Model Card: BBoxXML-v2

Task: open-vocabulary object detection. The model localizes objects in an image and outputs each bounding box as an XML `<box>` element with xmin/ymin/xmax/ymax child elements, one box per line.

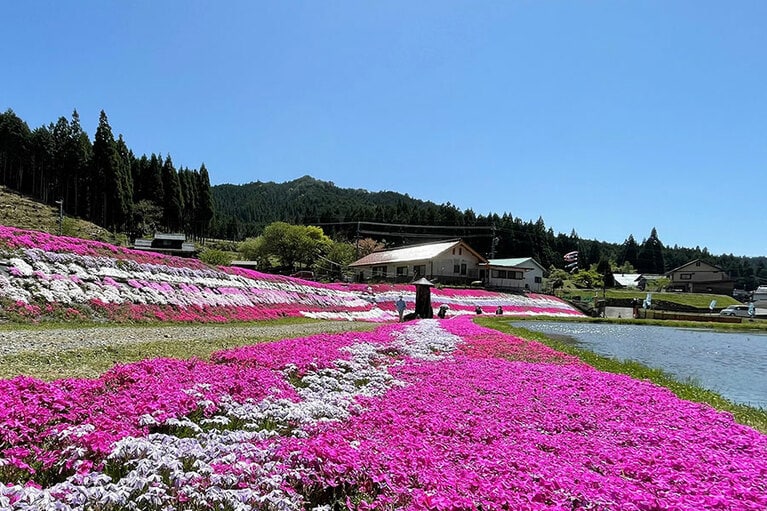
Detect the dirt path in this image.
<box><xmin>0</xmin><ymin>321</ymin><xmax>375</xmax><ymax>357</ymax></box>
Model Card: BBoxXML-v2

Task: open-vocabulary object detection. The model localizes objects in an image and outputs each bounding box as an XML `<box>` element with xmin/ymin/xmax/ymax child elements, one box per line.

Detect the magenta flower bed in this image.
<box><xmin>1</xmin><ymin>317</ymin><xmax>765</xmax><ymax>509</ymax></box>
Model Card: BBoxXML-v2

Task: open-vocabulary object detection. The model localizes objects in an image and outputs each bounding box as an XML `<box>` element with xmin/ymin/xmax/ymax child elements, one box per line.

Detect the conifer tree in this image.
<box><xmin>161</xmin><ymin>155</ymin><xmax>184</xmax><ymax>232</ymax></box>
<box><xmin>195</xmin><ymin>163</ymin><xmax>214</xmax><ymax>238</ymax></box>
<box><xmin>637</xmin><ymin>228</ymin><xmax>665</xmax><ymax>274</ymax></box>
<box><xmin>618</xmin><ymin>235</ymin><xmax>639</xmax><ymax>268</ymax></box>
<box><xmin>92</xmin><ymin>110</ymin><xmax>131</xmax><ymax>230</ymax></box>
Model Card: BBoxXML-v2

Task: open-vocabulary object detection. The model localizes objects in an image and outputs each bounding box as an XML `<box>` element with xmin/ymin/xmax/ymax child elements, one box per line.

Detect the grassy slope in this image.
<box><xmin>477</xmin><ymin>316</ymin><xmax>767</xmax><ymax>434</ymax></box>
<box><xmin>0</xmin><ymin>186</ymin><xmax>113</xmax><ymax>242</ymax></box>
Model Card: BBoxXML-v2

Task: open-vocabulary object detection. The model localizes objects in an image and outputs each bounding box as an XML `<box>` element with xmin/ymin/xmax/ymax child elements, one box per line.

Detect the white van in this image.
<box><xmin>719</xmin><ymin>305</ymin><xmax>751</xmax><ymax>317</ymax></box>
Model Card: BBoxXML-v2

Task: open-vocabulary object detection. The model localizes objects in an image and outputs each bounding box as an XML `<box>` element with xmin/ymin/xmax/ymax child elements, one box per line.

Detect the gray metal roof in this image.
<box><xmin>349</xmin><ymin>240</ymin><xmax>486</xmax><ymax>267</ymax></box>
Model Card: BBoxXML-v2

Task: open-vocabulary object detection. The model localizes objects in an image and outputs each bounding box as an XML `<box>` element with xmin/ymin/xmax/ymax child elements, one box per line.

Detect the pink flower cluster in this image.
<box><xmin>0</xmin><ymin>317</ymin><xmax>765</xmax><ymax>509</ymax></box>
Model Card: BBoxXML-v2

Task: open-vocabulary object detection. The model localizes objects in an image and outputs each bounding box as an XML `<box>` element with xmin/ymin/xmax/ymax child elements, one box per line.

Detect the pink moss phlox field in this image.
<box><xmin>281</xmin><ymin>318</ymin><xmax>767</xmax><ymax>510</ymax></box>
<box><xmin>0</xmin><ymin>225</ymin><xmax>583</xmax><ymax>323</ymax></box>
<box><xmin>1</xmin><ymin>317</ymin><xmax>766</xmax><ymax>509</ymax></box>
<box><xmin>0</xmin><ymin>357</ymin><xmax>293</xmax><ymax>483</ymax></box>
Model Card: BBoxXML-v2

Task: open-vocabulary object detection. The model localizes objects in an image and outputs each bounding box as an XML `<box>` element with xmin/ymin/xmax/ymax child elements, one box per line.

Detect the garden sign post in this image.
<box><xmin>412</xmin><ymin>277</ymin><xmax>435</xmax><ymax>319</ymax></box>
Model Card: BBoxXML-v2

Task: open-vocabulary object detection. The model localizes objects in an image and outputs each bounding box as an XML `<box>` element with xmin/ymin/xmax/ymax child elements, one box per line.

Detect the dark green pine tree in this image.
<box><xmin>0</xmin><ymin>109</ymin><xmax>32</xmax><ymax>193</ymax></box>
<box><xmin>29</xmin><ymin>124</ymin><xmax>54</xmax><ymax>199</ymax></box>
<box><xmin>178</xmin><ymin>167</ymin><xmax>197</xmax><ymax>235</ymax></box>
<box><xmin>132</xmin><ymin>154</ymin><xmax>149</xmax><ymax>203</ymax></box>
<box><xmin>92</xmin><ymin>110</ymin><xmax>131</xmax><ymax>230</ymax></box>
<box><xmin>195</xmin><ymin>163</ymin><xmax>214</xmax><ymax>239</ymax></box>
<box><xmin>66</xmin><ymin>110</ymin><xmax>93</xmax><ymax>219</ymax></box>
<box><xmin>145</xmin><ymin>153</ymin><xmax>165</xmax><ymax>205</ymax></box>
<box><xmin>114</xmin><ymin>135</ymin><xmax>135</xmax><ymax>230</ymax></box>
<box><xmin>637</xmin><ymin>228</ymin><xmax>665</xmax><ymax>274</ymax></box>
<box><xmin>618</xmin><ymin>235</ymin><xmax>640</xmax><ymax>268</ymax></box>
<box><xmin>161</xmin><ymin>155</ymin><xmax>184</xmax><ymax>232</ymax></box>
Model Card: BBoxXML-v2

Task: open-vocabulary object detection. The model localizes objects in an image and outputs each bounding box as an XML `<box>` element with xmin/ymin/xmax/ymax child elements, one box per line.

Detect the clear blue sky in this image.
<box><xmin>3</xmin><ymin>1</ymin><xmax>766</xmax><ymax>256</ymax></box>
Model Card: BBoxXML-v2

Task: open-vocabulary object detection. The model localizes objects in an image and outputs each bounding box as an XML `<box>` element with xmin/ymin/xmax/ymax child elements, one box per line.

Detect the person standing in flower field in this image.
<box><xmin>395</xmin><ymin>295</ymin><xmax>407</xmax><ymax>322</ymax></box>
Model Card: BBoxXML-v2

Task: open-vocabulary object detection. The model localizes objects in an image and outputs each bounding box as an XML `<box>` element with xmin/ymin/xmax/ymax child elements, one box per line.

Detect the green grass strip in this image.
<box><xmin>0</xmin><ymin>319</ymin><xmax>376</xmax><ymax>381</ymax></box>
<box><xmin>476</xmin><ymin>316</ymin><xmax>767</xmax><ymax>434</ymax></box>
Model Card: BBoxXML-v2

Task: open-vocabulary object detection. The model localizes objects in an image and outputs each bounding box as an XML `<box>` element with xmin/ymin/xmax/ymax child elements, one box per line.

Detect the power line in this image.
<box><xmin>313</xmin><ymin>220</ymin><xmax>492</xmax><ymax>231</ymax></box>
<box><xmin>358</xmin><ymin>230</ymin><xmax>490</xmax><ymax>239</ymax></box>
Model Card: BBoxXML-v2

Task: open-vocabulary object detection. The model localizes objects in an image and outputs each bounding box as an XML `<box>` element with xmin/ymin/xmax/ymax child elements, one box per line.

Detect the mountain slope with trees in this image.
<box><xmin>0</xmin><ymin>108</ymin><xmax>213</xmax><ymax>241</ymax></box>
<box><xmin>2</xmin><ymin>108</ymin><xmax>765</xmax><ymax>290</ymax></box>
<box><xmin>211</xmin><ymin>177</ymin><xmax>767</xmax><ymax>291</ymax></box>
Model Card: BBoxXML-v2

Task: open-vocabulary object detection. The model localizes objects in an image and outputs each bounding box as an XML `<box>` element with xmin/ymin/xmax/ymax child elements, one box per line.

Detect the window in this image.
<box><xmin>492</xmin><ymin>270</ymin><xmax>507</xmax><ymax>279</ymax></box>
<box><xmin>396</xmin><ymin>266</ymin><xmax>408</xmax><ymax>276</ymax></box>
<box><xmin>459</xmin><ymin>248</ymin><xmax>463</xmax><ymax>255</ymax></box>
<box><xmin>680</xmin><ymin>273</ymin><xmax>692</xmax><ymax>280</ymax></box>
<box><xmin>414</xmin><ymin>265</ymin><xmax>426</xmax><ymax>276</ymax></box>
<box><xmin>460</xmin><ymin>263</ymin><xmax>467</xmax><ymax>275</ymax></box>
<box><xmin>534</xmin><ymin>276</ymin><xmax>542</xmax><ymax>283</ymax></box>
<box><xmin>372</xmin><ymin>266</ymin><xmax>387</xmax><ymax>277</ymax></box>
<box><xmin>510</xmin><ymin>271</ymin><xmax>523</xmax><ymax>280</ymax></box>
<box><xmin>453</xmin><ymin>264</ymin><xmax>460</xmax><ymax>273</ymax></box>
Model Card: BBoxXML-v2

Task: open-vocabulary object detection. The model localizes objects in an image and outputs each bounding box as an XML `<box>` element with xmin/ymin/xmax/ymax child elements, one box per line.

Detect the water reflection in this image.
<box><xmin>512</xmin><ymin>321</ymin><xmax>767</xmax><ymax>408</ymax></box>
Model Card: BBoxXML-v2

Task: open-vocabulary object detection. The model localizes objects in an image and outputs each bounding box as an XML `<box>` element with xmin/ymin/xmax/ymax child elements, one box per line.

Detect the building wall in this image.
<box><xmin>354</xmin><ymin>254</ymin><xmax>482</xmax><ymax>283</ymax></box>
<box><xmin>669</xmin><ymin>261</ymin><xmax>727</xmax><ymax>284</ymax></box>
<box><xmin>486</xmin><ymin>261</ymin><xmax>543</xmax><ymax>292</ymax></box>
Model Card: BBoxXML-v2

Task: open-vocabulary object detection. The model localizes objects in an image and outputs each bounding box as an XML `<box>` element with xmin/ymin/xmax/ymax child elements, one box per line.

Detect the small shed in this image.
<box><xmin>134</xmin><ymin>233</ymin><xmax>196</xmax><ymax>256</ymax></box>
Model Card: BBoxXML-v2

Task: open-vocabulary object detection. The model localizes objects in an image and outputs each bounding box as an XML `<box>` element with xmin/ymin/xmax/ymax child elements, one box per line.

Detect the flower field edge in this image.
<box><xmin>0</xmin><ymin>225</ymin><xmax>583</xmax><ymax>324</ymax></box>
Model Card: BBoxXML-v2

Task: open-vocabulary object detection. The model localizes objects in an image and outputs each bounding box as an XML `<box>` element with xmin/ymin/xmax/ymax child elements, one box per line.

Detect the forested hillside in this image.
<box><xmin>211</xmin><ymin>177</ymin><xmax>767</xmax><ymax>290</ymax></box>
<box><xmin>2</xmin><ymin>108</ymin><xmax>765</xmax><ymax>290</ymax></box>
<box><xmin>0</xmin><ymin>109</ymin><xmax>213</xmax><ymax>240</ymax></box>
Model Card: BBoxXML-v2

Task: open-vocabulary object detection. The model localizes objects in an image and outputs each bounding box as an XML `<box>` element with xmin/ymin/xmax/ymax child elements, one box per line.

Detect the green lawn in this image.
<box><xmin>560</xmin><ymin>289</ymin><xmax>741</xmax><ymax>309</ymax></box>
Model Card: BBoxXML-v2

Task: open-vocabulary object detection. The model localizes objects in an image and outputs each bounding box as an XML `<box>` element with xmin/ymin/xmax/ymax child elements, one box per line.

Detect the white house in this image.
<box><xmin>613</xmin><ymin>273</ymin><xmax>643</xmax><ymax>289</ymax></box>
<box><xmin>348</xmin><ymin>239</ymin><xmax>487</xmax><ymax>284</ymax></box>
<box><xmin>482</xmin><ymin>257</ymin><xmax>545</xmax><ymax>292</ymax></box>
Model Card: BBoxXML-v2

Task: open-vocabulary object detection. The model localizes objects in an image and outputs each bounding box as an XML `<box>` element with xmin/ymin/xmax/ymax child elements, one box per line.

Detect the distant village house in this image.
<box><xmin>481</xmin><ymin>257</ymin><xmax>545</xmax><ymax>293</ymax></box>
<box><xmin>665</xmin><ymin>259</ymin><xmax>734</xmax><ymax>295</ymax></box>
<box><xmin>349</xmin><ymin>239</ymin><xmax>486</xmax><ymax>285</ymax></box>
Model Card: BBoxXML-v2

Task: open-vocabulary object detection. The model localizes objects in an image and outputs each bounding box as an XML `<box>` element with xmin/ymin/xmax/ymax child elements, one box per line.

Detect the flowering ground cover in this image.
<box><xmin>1</xmin><ymin>317</ymin><xmax>765</xmax><ymax>510</ymax></box>
<box><xmin>0</xmin><ymin>225</ymin><xmax>581</xmax><ymax>323</ymax></box>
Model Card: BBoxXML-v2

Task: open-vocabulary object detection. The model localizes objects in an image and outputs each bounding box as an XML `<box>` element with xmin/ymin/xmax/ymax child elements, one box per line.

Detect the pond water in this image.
<box><xmin>512</xmin><ymin>321</ymin><xmax>767</xmax><ymax>408</ymax></box>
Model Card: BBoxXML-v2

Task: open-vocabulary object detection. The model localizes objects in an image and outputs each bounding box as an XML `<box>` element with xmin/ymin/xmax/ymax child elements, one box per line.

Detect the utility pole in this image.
<box><xmin>54</xmin><ymin>199</ymin><xmax>63</xmax><ymax>236</ymax></box>
<box><xmin>489</xmin><ymin>223</ymin><xmax>498</xmax><ymax>259</ymax></box>
<box><xmin>354</xmin><ymin>221</ymin><xmax>361</xmax><ymax>258</ymax></box>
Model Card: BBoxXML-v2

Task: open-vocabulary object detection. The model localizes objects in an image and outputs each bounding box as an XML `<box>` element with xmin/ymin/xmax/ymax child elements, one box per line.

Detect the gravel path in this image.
<box><xmin>0</xmin><ymin>321</ymin><xmax>375</xmax><ymax>357</ymax></box>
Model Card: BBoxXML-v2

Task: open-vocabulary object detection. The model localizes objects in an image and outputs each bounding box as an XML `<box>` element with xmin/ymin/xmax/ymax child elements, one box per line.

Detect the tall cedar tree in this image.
<box><xmin>161</xmin><ymin>155</ymin><xmax>184</xmax><ymax>232</ymax></box>
<box><xmin>92</xmin><ymin>111</ymin><xmax>132</xmax><ymax>230</ymax></box>
<box><xmin>618</xmin><ymin>235</ymin><xmax>640</xmax><ymax>268</ymax></box>
<box><xmin>0</xmin><ymin>109</ymin><xmax>32</xmax><ymax>194</ymax></box>
<box><xmin>195</xmin><ymin>163</ymin><xmax>214</xmax><ymax>238</ymax></box>
<box><xmin>145</xmin><ymin>153</ymin><xmax>165</xmax><ymax>204</ymax></box>
<box><xmin>637</xmin><ymin>228</ymin><xmax>665</xmax><ymax>274</ymax></box>
<box><xmin>66</xmin><ymin>111</ymin><xmax>93</xmax><ymax>218</ymax></box>
<box><xmin>29</xmin><ymin>124</ymin><xmax>53</xmax><ymax>199</ymax></box>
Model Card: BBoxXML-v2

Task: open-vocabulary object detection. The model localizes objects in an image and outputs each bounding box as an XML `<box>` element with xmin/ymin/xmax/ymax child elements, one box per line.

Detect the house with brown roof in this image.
<box><xmin>348</xmin><ymin>239</ymin><xmax>487</xmax><ymax>284</ymax></box>
<box><xmin>665</xmin><ymin>259</ymin><xmax>734</xmax><ymax>295</ymax></box>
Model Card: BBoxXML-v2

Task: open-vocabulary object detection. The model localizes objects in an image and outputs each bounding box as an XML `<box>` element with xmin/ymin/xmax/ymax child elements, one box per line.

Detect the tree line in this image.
<box><xmin>3</xmin><ymin>109</ymin><xmax>764</xmax><ymax>291</ymax></box>
<box><xmin>0</xmin><ymin>108</ymin><xmax>214</xmax><ymax>240</ymax></box>
<box><xmin>212</xmin><ymin>177</ymin><xmax>767</xmax><ymax>291</ymax></box>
